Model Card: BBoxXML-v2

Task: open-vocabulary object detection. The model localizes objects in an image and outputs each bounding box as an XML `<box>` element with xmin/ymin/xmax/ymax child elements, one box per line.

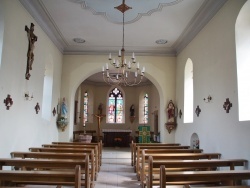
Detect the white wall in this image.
<box><xmin>0</xmin><ymin>0</ymin><xmax>63</xmax><ymax>157</ymax></box>
<box><xmin>61</xmin><ymin>55</ymin><xmax>176</xmax><ymax>143</ymax></box>
<box><xmin>176</xmin><ymin>0</ymin><xmax>250</xmax><ymax>165</ymax></box>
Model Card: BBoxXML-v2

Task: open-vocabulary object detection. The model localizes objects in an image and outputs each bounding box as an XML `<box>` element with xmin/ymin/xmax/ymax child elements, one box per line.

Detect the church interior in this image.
<box><xmin>0</xmin><ymin>0</ymin><xmax>250</xmax><ymax>187</ymax></box>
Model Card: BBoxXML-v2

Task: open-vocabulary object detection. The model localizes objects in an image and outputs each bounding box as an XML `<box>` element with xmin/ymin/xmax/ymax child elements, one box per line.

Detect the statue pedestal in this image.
<box><xmin>78</xmin><ymin>134</ymin><xmax>92</xmax><ymax>143</ymax></box>
<box><xmin>165</xmin><ymin>122</ymin><xmax>177</xmax><ymax>134</ymax></box>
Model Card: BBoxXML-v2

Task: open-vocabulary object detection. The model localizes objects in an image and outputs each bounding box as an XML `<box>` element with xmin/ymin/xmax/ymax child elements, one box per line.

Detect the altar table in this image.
<box><xmin>102</xmin><ymin>129</ymin><xmax>132</xmax><ymax>147</ymax></box>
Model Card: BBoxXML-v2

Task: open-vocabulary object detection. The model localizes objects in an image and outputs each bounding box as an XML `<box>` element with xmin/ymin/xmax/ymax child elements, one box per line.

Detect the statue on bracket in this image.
<box><xmin>57</xmin><ymin>98</ymin><xmax>68</xmax><ymax>131</ymax></box>
<box><xmin>165</xmin><ymin>100</ymin><xmax>177</xmax><ymax>134</ymax></box>
<box><xmin>130</xmin><ymin>104</ymin><xmax>135</xmax><ymax>123</ymax></box>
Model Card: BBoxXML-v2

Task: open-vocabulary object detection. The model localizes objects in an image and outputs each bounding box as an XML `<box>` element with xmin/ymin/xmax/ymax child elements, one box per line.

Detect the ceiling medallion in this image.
<box><xmin>73</xmin><ymin>38</ymin><xmax>85</xmax><ymax>43</ymax></box>
<box><xmin>156</xmin><ymin>39</ymin><xmax>168</xmax><ymax>44</ymax></box>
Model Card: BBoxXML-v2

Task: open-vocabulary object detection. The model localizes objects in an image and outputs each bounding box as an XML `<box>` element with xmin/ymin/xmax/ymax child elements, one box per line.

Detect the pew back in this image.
<box><xmin>0</xmin><ymin>165</ymin><xmax>82</xmax><ymax>188</ymax></box>
<box><xmin>145</xmin><ymin>156</ymin><xmax>247</xmax><ymax>188</ymax></box>
<box><xmin>160</xmin><ymin>166</ymin><xmax>250</xmax><ymax>188</ymax></box>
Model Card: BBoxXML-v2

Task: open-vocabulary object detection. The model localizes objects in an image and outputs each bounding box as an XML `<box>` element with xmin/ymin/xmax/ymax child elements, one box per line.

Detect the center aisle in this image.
<box><xmin>95</xmin><ymin>147</ymin><xmax>140</xmax><ymax>188</ymax></box>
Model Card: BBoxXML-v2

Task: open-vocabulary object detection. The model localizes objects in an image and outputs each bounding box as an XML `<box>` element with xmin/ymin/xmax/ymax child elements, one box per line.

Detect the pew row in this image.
<box><xmin>42</xmin><ymin>144</ymin><xmax>100</xmax><ymax>172</ymax></box>
<box><xmin>10</xmin><ymin>151</ymin><xmax>95</xmax><ymax>183</ymax></box>
<box><xmin>130</xmin><ymin>141</ymin><xmax>181</xmax><ymax>166</ymax></box>
<box><xmin>29</xmin><ymin>146</ymin><xmax>97</xmax><ymax>181</ymax></box>
<box><xmin>137</xmin><ymin>150</ymin><xmax>221</xmax><ymax>180</ymax></box>
<box><xmin>145</xmin><ymin>156</ymin><xmax>247</xmax><ymax>188</ymax></box>
<box><xmin>159</xmin><ymin>165</ymin><xmax>250</xmax><ymax>188</ymax></box>
<box><xmin>136</xmin><ymin>148</ymin><xmax>203</xmax><ymax>173</ymax></box>
<box><xmin>133</xmin><ymin>145</ymin><xmax>190</xmax><ymax>169</ymax></box>
<box><xmin>52</xmin><ymin>141</ymin><xmax>102</xmax><ymax>165</ymax></box>
<box><xmin>0</xmin><ymin>165</ymin><xmax>82</xmax><ymax>188</ymax></box>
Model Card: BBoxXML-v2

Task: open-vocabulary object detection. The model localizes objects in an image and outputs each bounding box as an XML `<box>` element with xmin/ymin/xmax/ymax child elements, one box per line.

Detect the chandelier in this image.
<box><xmin>102</xmin><ymin>0</ymin><xmax>145</xmax><ymax>86</ymax></box>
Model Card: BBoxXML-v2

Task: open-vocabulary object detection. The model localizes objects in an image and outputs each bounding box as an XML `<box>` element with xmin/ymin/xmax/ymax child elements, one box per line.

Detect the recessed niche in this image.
<box><xmin>190</xmin><ymin>133</ymin><xmax>199</xmax><ymax>149</ymax></box>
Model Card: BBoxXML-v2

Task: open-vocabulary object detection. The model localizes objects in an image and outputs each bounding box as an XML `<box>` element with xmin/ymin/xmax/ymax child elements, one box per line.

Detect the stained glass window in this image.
<box><xmin>108</xmin><ymin>88</ymin><xmax>123</xmax><ymax>123</ymax></box>
<box><xmin>143</xmin><ymin>94</ymin><xmax>148</xmax><ymax>124</ymax></box>
<box><xmin>83</xmin><ymin>91</ymin><xmax>88</xmax><ymax>124</ymax></box>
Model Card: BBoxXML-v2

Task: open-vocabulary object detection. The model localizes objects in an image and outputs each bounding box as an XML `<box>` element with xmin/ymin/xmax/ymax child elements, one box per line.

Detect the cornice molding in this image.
<box><xmin>173</xmin><ymin>0</ymin><xmax>228</xmax><ymax>55</ymax></box>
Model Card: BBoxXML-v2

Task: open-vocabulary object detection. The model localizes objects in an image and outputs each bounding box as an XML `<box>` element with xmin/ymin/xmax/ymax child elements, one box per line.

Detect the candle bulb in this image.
<box><xmin>109</xmin><ymin>53</ymin><xmax>112</xmax><ymax>60</ymax></box>
<box><xmin>132</xmin><ymin>52</ymin><xmax>135</xmax><ymax>59</ymax></box>
<box><xmin>135</xmin><ymin>72</ymin><xmax>138</xmax><ymax>77</ymax></box>
<box><xmin>119</xmin><ymin>50</ymin><xmax>121</xmax><ymax>57</ymax></box>
<box><xmin>102</xmin><ymin>66</ymin><xmax>104</xmax><ymax>72</ymax></box>
<box><xmin>142</xmin><ymin>66</ymin><xmax>145</xmax><ymax>73</ymax></box>
<box><xmin>137</xmin><ymin>62</ymin><xmax>140</xmax><ymax>69</ymax></box>
<box><xmin>106</xmin><ymin>63</ymin><xmax>109</xmax><ymax>70</ymax></box>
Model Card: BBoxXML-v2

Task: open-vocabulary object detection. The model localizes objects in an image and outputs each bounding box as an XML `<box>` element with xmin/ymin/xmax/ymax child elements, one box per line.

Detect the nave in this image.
<box><xmin>95</xmin><ymin>147</ymin><xmax>139</xmax><ymax>188</ymax></box>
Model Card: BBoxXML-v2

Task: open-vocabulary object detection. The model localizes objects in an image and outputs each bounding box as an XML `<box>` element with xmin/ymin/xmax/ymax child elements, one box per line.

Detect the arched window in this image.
<box><xmin>42</xmin><ymin>59</ymin><xmax>53</xmax><ymax>121</ymax></box>
<box><xmin>184</xmin><ymin>58</ymin><xmax>193</xmax><ymax>123</ymax></box>
<box><xmin>0</xmin><ymin>1</ymin><xmax>4</xmax><ymax>67</ymax></box>
<box><xmin>83</xmin><ymin>91</ymin><xmax>88</xmax><ymax>124</ymax></box>
<box><xmin>236</xmin><ymin>0</ymin><xmax>250</xmax><ymax>121</ymax></box>
<box><xmin>143</xmin><ymin>94</ymin><xmax>149</xmax><ymax>124</ymax></box>
<box><xmin>108</xmin><ymin>87</ymin><xmax>124</xmax><ymax>123</ymax></box>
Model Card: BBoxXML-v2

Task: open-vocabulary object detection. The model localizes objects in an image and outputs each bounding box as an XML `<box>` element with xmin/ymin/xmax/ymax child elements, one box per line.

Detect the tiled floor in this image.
<box><xmin>95</xmin><ymin>147</ymin><xmax>140</xmax><ymax>188</ymax></box>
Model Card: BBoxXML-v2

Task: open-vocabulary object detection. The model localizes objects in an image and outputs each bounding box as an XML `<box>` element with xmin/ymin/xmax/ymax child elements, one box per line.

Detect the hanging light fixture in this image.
<box><xmin>102</xmin><ymin>0</ymin><xmax>145</xmax><ymax>86</ymax></box>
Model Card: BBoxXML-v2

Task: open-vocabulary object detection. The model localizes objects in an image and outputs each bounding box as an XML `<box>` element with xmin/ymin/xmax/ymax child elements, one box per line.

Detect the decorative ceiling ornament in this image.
<box><xmin>223</xmin><ymin>98</ymin><xmax>232</xmax><ymax>113</ymax></box>
<box><xmin>102</xmin><ymin>0</ymin><xmax>145</xmax><ymax>86</ymax></box>
<box><xmin>77</xmin><ymin>0</ymin><xmax>183</xmax><ymax>24</ymax></box>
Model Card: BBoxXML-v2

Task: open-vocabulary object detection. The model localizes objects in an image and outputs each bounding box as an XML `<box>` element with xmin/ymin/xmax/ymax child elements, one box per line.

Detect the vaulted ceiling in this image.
<box><xmin>20</xmin><ymin>0</ymin><xmax>227</xmax><ymax>57</ymax></box>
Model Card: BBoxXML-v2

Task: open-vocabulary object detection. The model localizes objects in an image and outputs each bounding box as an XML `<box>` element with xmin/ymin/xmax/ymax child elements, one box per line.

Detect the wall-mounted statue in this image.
<box><xmin>165</xmin><ymin>100</ymin><xmax>177</xmax><ymax>133</ymax></box>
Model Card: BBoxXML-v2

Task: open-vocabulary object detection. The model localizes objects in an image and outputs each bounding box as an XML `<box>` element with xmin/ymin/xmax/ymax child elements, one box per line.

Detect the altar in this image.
<box><xmin>102</xmin><ymin>129</ymin><xmax>132</xmax><ymax>147</ymax></box>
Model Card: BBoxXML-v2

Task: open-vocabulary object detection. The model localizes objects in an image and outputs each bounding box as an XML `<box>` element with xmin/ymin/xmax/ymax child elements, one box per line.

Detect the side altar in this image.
<box><xmin>102</xmin><ymin>129</ymin><xmax>132</xmax><ymax>147</ymax></box>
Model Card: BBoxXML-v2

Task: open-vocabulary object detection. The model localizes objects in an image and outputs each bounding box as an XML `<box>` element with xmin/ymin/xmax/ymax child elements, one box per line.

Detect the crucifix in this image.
<box><xmin>25</xmin><ymin>23</ymin><xmax>38</xmax><ymax>80</ymax></box>
<box><xmin>93</xmin><ymin>114</ymin><xmax>106</xmax><ymax>142</ymax></box>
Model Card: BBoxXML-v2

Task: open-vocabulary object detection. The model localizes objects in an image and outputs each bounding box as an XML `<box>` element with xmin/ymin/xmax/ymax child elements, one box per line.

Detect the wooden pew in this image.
<box><xmin>10</xmin><ymin>151</ymin><xmax>95</xmax><ymax>184</ymax></box>
<box><xmin>42</xmin><ymin>143</ymin><xmax>100</xmax><ymax>172</ymax></box>
<box><xmin>0</xmin><ymin>165</ymin><xmax>81</xmax><ymax>188</ymax></box>
<box><xmin>136</xmin><ymin>147</ymin><xmax>203</xmax><ymax>172</ymax></box>
<box><xmin>0</xmin><ymin>157</ymin><xmax>90</xmax><ymax>188</ymax></box>
<box><xmin>28</xmin><ymin>147</ymin><xmax>96</xmax><ymax>181</ymax></box>
<box><xmin>52</xmin><ymin>140</ymin><xmax>103</xmax><ymax>166</ymax></box>
<box><xmin>137</xmin><ymin>148</ymin><xmax>203</xmax><ymax>182</ymax></box>
<box><xmin>145</xmin><ymin>156</ymin><xmax>247</xmax><ymax>188</ymax></box>
<box><xmin>136</xmin><ymin>148</ymin><xmax>205</xmax><ymax>175</ymax></box>
<box><xmin>133</xmin><ymin>145</ymin><xmax>190</xmax><ymax>169</ymax></box>
<box><xmin>138</xmin><ymin>150</ymin><xmax>221</xmax><ymax>181</ymax></box>
<box><xmin>130</xmin><ymin>141</ymin><xmax>181</xmax><ymax>166</ymax></box>
<box><xmin>159</xmin><ymin>165</ymin><xmax>250</xmax><ymax>188</ymax></box>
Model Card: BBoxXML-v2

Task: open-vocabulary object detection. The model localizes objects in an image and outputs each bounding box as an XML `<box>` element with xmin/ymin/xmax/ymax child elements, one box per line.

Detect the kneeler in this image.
<box><xmin>138</xmin><ymin>126</ymin><xmax>150</xmax><ymax>143</ymax></box>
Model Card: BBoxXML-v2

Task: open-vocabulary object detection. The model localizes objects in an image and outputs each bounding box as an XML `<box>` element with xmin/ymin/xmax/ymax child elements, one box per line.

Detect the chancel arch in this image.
<box><xmin>60</xmin><ymin>57</ymin><xmax>174</xmax><ymax>143</ymax></box>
